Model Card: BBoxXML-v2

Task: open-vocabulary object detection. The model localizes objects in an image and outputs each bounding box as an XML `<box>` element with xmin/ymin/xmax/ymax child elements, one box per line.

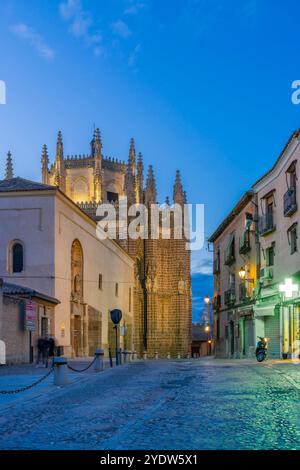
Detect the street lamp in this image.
<box><xmin>204</xmin><ymin>295</ymin><xmax>210</xmax><ymax>305</ymax></box>
<box><xmin>238</xmin><ymin>266</ymin><xmax>254</xmax><ymax>283</ymax></box>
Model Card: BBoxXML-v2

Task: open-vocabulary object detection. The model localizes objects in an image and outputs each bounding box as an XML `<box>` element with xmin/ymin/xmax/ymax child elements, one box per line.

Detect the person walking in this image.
<box><xmin>42</xmin><ymin>336</ymin><xmax>50</xmax><ymax>368</ymax></box>
<box><xmin>36</xmin><ymin>337</ymin><xmax>45</xmax><ymax>367</ymax></box>
<box><xmin>48</xmin><ymin>336</ymin><xmax>56</xmax><ymax>366</ymax></box>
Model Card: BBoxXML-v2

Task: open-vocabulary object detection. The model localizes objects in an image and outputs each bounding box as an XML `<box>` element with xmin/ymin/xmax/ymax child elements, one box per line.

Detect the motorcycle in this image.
<box><xmin>256</xmin><ymin>336</ymin><xmax>268</xmax><ymax>362</ymax></box>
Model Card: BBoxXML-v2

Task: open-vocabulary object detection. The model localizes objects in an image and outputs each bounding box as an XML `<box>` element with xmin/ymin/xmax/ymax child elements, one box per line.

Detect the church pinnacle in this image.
<box><xmin>5</xmin><ymin>151</ymin><xmax>14</xmax><ymax>180</ymax></box>
<box><xmin>41</xmin><ymin>144</ymin><xmax>49</xmax><ymax>184</ymax></box>
<box><xmin>128</xmin><ymin>138</ymin><xmax>136</xmax><ymax>173</ymax></box>
<box><xmin>145</xmin><ymin>165</ymin><xmax>157</xmax><ymax>205</ymax></box>
<box><xmin>93</xmin><ymin>128</ymin><xmax>102</xmax><ymax>202</ymax></box>
<box><xmin>173</xmin><ymin>169</ymin><xmax>185</xmax><ymax>205</ymax></box>
<box><xmin>54</xmin><ymin>131</ymin><xmax>65</xmax><ymax>190</ymax></box>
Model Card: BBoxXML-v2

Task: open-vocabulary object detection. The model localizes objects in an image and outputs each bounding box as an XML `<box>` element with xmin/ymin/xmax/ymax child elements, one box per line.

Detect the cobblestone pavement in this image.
<box><xmin>0</xmin><ymin>358</ymin><xmax>300</xmax><ymax>450</ymax></box>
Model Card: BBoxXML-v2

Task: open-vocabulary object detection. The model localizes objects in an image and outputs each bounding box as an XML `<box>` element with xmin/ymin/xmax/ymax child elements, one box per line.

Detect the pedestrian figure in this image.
<box><xmin>48</xmin><ymin>336</ymin><xmax>56</xmax><ymax>365</ymax></box>
<box><xmin>42</xmin><ymin>336</ymin><xmax>50</xmax><ymax>368</ymax></box>
<box><xmin>36</xmin><ymin>337</ymin><xmax>45</xmax><ymax>367</ymax></box>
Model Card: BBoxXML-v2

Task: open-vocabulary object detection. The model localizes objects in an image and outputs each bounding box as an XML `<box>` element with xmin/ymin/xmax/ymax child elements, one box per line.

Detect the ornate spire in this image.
<box><xmin>41</xmin><ymin>144</ymin><xmax>49</xmax><ymax>184</ymax></box>
<box><xmin>173</xmin><ymin>170</ymin><xmax>185</xmax><ymax>205</ymax></box>
<box><xmin>125</xmin><ymin>158</ymin><xmax>137</xmax><ymax>205</ymax></box>
<box><xmin>128</xmin><ymin>138</ymin><xmax>136</xmax><ymax>173</ymax></box>
<box><xmin>91</xmin><ymin>127</ymin><xmax>102</xmax><ymax>158</ymax></box>
<box><xmin>145</xmin><ymin>165</ymin><xmax>157</xmax><ymax>206</ymax></box>
<box><xmin>54</xmin><ymin>131</ymin><xmax>65</xmax><ymax>190</ymax></box>
<box><xmin>5</xmin><ymin>151</ymin><xmax>13</xmax><ymax>180</ymax></box>
<box><xmin>41</xmin><ymin>144</ymin><xmax>49</xmax><ymax>168</ymax></box>
<box><xmin>93</xmin><ymin>128</ymin><xmax>102</xmax><ymax>202</ymax></box>
<box><xmin>56</xmin><ymin>130</ymin><xmax>63</xmax><ymax>160</ymax></box>
<box><xmin>165</xmin><ymin>196</ymin><xmax>170</xmax><ymax>206</ymax></box>
<box><xmin>137</xmin><ymin>152</ymin><xmax>144</xmax><ymax>203</ymax></box>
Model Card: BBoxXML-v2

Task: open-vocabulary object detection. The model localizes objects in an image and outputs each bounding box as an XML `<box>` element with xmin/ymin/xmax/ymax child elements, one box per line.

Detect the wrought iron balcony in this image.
<box><xmin>258</xmin><ymin>212</ymin><xmax>275</xmax><ymax>236</ymax></box>
<box><xmin>239</xmin><ymin>230</ymin><xmax>251</xmax><ymax>254</ymax></box>
<box><xmin>283</xmin><ymin>187</ymin><xmax>297</xmax><ymax>217</ymax></box>
<box><xmin>239</xmin><ymin>283</ymin><xmax>250</xmax><ymax>302</ymax></box>
<box><xmin>224</xmin><ymin>289</ymin><xmax>236</xmax><ymax>307</ymax></box>
<box><xmin>224</xmin><ymin>245</ymin><xmax>235</xmax><ymax>266</ymax></box>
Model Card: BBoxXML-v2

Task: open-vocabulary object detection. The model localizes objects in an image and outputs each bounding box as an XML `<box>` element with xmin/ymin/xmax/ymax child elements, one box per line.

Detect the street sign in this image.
<box><xmin>110</xmin><ymin>309</ymin><xmax>122</xmax><ymax>325</ymax></box>
<box><xmin>25</xmin><ymin>300</ymin><xmax>37</xmax><ymax>331</ymax></box>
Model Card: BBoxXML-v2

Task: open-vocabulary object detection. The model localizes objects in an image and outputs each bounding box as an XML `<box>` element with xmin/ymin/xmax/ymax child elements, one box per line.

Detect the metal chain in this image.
<box><xmin>67</xmin><ymin>357</ymin><xmax>96</xmax><ymax>373</ymax></box>
<box><xmin>0</xmin><ymin>367</ymin><xmax>54</xmax><ymax>395</ymax></box>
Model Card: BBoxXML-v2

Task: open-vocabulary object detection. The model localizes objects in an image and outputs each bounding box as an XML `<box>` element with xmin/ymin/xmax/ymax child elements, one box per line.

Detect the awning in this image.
<box><xmin>253</xmin><ymin>304</ymin><xmax>275</xmax><ymax>317</ymax></box>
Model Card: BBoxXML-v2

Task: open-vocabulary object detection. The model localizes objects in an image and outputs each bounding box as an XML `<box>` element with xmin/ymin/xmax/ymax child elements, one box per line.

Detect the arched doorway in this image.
<box><xmin>70</xmin><ymin>239</ymin><xmax>84</xmax><ymax>357</ymax></box>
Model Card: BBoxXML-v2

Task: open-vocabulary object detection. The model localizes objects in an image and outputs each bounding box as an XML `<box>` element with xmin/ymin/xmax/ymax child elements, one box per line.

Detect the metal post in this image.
<box><xmin>114</xmin><ymin>325</ymin><xmax>119</xmax><ymax>366</ymax></box>
<box><xmin>119</xmin><ymin>348</ymin><xmax>122</xmax><ymax>365</ymax></box>
<box><xmin>53</xmin><ymin>357</ymin><xmax>69</xmax><ymax>386</ymax></box>
<box><xmin>109</xmin><ymin>347</ymin><xmax>113</xmax><ymax>368</ymax></box>
<box><xmin>94</xmin><ymin>348</ymin><xmax>104</xmax><ymax>372</ymax></box>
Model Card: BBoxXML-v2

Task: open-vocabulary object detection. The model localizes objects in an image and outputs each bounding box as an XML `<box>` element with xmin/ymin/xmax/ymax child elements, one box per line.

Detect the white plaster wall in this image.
<box><xmin>0</xmin><ymin>192</ymin><xmax>56</xmax><ymax>296</ymax></box>
<box><xmin>54</xmin><ymin>193</ymin><xmax>135</xmax><ymax>350</ymax></box>
<box><xmin>254</xmin><ymin>139</ymin><xmax>300</xmax><ymax>284</ymax></box>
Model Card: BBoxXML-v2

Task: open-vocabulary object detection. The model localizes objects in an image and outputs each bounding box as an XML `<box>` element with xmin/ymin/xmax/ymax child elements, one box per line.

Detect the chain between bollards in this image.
<box><xmin>0</xmin><ymin>367</ymin><xmax>54</xmax><ymax>395</ymax></box>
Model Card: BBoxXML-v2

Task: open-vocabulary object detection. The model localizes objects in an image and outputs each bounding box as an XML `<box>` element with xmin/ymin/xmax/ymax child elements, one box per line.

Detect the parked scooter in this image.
<box><xmin>256</xmin><ymin>336</ymin><xmax>268</xmax><ymax>362</ymax></box>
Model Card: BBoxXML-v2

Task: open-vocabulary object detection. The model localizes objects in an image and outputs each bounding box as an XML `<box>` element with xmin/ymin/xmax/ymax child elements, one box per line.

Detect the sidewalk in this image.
<box><xmin>0</xmin><ymin>357</ymin><xmax>115</xmax><ymax>409</ymax></box>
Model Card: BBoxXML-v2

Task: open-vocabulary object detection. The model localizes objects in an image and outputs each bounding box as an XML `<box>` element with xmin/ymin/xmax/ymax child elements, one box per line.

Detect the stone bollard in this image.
<box><xmin>53</xmin><ymin>357</ymin><xmax>69</xmax><ymax>386</ymax></box>
<box><xmin>155</xmin><ymin>352</ymin><xmax>159</xmax><ymax>360</ymax></box>
<box><xmin>127</xmin><ymin>351</ymin><xmax>132</xmax><ymax>362</ymax></box>
<box><xmin>177</xmin><ymin>353</ymin><xmax>181</xmax><ymax>359</ymax></box>
<box><xmin>132</xmin><ymin>351</ymin><xmax>137</xmax><ymax>361</ymax></box>
<box><xmin>187</xmin><ymin>353</ymin><xmax>190</xmax><ymax>359</ymax></box>
<box><xmin>143</xmin><ymin>351</ymin><xmax>148</xmax><ymax>360</ymax></box>
<box><xmin>167</xmin><ymin>352</ymin><xmax>171</xmax><ymax>359</ymax></box>
<box><xmin>94</xmin><ymin>348</ymin><xmax>104</xmax><ymax>372</ymax></box>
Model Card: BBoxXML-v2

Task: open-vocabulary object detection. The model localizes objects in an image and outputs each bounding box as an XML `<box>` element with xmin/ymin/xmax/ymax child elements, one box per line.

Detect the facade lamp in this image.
<box><xmin>204</xmin><ymin>295</ymin><xmax>211</xmax><ymax>305</ymax></box>
<box><xmin>238</xmin><ymin>266</ymin><xmax>254</xmax><ymax>283</ymax></box>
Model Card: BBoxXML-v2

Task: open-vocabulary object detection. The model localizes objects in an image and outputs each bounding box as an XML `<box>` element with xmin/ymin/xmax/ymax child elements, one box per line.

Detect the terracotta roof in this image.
<box><xmin>208</xmin><ymin>190</ymin><xmax>254</xmax><ymax>243</ymax></box>
<box><xmin>0</xmin><ymin>177</ymin><xmax>56</xmax><ymax>192</ymax></box>
<box><xmin>2</xmin><ymin>281</ymin><xmax>60</xmax><ymax>305</ymax></box>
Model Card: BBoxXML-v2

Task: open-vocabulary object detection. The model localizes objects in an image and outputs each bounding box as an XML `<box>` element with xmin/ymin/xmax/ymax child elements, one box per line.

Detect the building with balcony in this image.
<box><xmin>252</xmin><ymin>130</ymin><xmax>300</xmax><ymax>359</ymax></box>
<box><xmin>208</xmin><ymin>191</ymin><xmax>257</xmax><ymax>358</ymax></box>
<box><xmin>210</xmin><ymin>129</ymin><xmax>300</xmax><ymax>360</ymax></box>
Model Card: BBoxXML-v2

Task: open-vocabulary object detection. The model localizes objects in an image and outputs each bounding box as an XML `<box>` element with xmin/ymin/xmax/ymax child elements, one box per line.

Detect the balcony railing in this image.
<box><xmin>258</xmin><ymin>212</ymin><xmax>275</xmax><ymax>236</ymax></box>
<box><xmin>213</xmin><ymin>257</ymin><xmax>220</xmax><ymax>274</ymax></box>
<box><xmin>224</xmin><ymin>244</ymin><xmax>235</xmax><ymax>266</ymax></box>
<box><xmin>284</xmin><ymin>187</ymin><xmax>297</xmax><ymax>217</ymax></box>
<box><xmin>212</xmin><ymin>294</ymin><xmax>221</xmax><ymax>311</ymax></box>
<box><xmin>239</xmin><ymin>283</ymin><xmax>250</xmax><ymax>302</ymax></box>
<box><xmin>224</xmin><ymin>288</ymin><xmax>236</xmax><ymax>307</ymax></box>
<box><xmin>239</xmin><ymin>230</ymin><xmax>251</xmax><ymax>254</ymax></box>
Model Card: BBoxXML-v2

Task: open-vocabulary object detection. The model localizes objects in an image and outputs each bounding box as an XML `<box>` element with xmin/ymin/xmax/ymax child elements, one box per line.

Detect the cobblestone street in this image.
<box><xmin>0</xmin><ymin>358</ymin><xmax>300</xmax><ymax>450</ymax></box>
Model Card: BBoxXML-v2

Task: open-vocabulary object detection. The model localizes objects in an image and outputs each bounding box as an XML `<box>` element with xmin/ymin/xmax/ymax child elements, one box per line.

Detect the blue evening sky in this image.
<box><xmin>1</xmin><ymin>0</ymin><xmax>300</xmax><ymax>321</ymax></box>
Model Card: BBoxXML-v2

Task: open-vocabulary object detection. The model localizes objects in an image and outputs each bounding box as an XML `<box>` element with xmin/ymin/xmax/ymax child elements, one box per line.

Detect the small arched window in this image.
<box><xmin>12</xmin><ymin>242</ymin><xmax>24</xmax><ymax>273</ymax></box>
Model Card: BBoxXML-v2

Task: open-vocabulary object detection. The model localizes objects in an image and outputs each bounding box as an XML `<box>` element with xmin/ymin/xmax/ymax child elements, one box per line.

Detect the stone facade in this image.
<box><xmin>41</xmin><ymin>130</ymin><xmax>192</xmax><ymax>358</ymax></box>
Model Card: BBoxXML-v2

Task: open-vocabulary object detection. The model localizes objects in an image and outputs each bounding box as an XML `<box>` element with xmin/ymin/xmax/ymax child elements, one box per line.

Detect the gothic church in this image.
<box><xmin>41</xmin><ymin>129</ymin><xmax>192</xmax><ymax>357</ymax></box>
